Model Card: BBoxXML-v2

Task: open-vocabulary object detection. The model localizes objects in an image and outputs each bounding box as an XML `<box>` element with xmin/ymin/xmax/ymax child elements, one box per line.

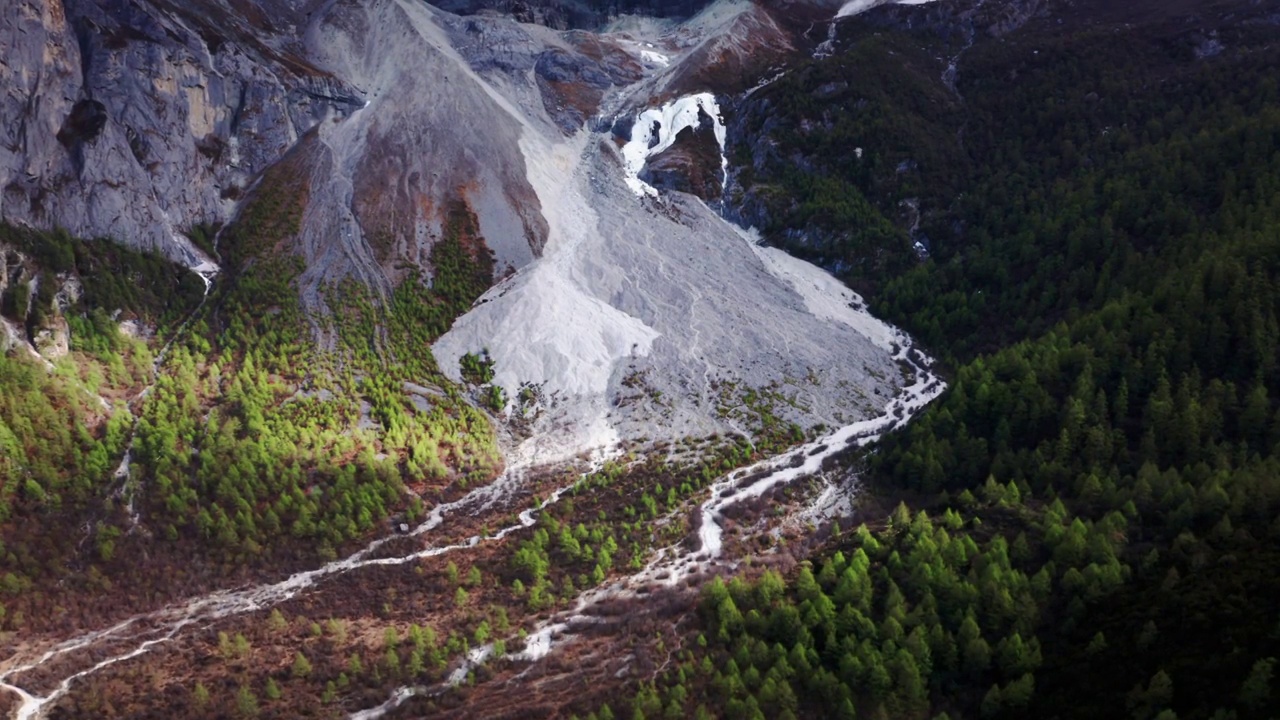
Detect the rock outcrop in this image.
<box><xmin>0</xmin><ymin>241</ymin><xmax>77</xmax><ymax>360</ymax></box>
<box><xmin>0</xmin><ymin>0</ymin><xmax>366</xmax><ymax>267</ymax></box>
<box><xmin>431</xmin><ymin>0</ymin><xmax>722</xmax><ymax>30</ymax></box>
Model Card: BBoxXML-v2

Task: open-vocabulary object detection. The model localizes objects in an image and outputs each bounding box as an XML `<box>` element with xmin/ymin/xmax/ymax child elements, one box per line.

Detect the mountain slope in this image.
<box><xmin>8</xmin><ymin>0</ymin><xmax>1277</xmax><ymax>718</ymax></box>
<box><xmin>0</xmin><ymin>0</ymin><xmax>936</xmax><ymax>717</ymax></box>
<box><xmin>0</xmin><ymin>0</ymin><xmax>361</xmax><ymax>267</ymax></box>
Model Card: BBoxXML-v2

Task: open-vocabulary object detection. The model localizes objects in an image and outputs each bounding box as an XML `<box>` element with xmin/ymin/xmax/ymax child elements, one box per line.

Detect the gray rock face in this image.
<box><xmin>535</xmin><ymin>42</ymin><xmax>641</xmax><ymax>133</ymax></box>
<box><xmin>436</xmin><ymin>13</ymin><xmax>642</xmax><ymax>135</ymax></box>
<box><xmin>439</xmin><ymin>13</ymin><xmax>542</xmax><ymax>76</ymax></box>
<box><xmin>2</xmin><ymin>1</ymin><xmax>82</xmax><ymax>236</ymax></box>
<box><xmin>291</xmin><ymin>0</ymin><xmax>552</xmax><ymax>303</ymax></box>
<box><xmin>32</xmin><ymin>314</ymin><xmax>69</xmax><ymax>359</ymax></box>
<box><xmin>0</xmin><ymin>245</ymin><xmax>16</xmax><ymax>297</ymax></box>
<box><xmin>0</xmin><ymin>317</ymin><xmax>20</xmax><ymax>353</ymax></box>
<box><xmin>1</xmin><ymin>0</ymin><xmax>361</xmax><ymax>266</ymax></box>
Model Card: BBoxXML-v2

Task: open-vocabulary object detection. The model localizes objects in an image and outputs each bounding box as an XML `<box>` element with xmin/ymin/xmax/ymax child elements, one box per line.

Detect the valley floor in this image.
<box><xmin>0</xmin><ymin>320</ymin><xmax>940</xmax><ymax>718</ymax></box>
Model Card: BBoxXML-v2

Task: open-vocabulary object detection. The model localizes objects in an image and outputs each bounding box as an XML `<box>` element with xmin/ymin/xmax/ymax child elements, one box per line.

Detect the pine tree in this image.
<box><xmin>1238</xmin><ymin>657</ymin><xmax>1275</xmax><ymax>711</ymax></box>
<box><xmin>1003</xmin><ymin>673</ymin><xmax>1035</xmax><ymax>709</ymax></box>
<box><xmin>291</xmin><ymin>651</ymin><xmax>312</xmax><ymax>679</ymax></box>
<box><xmin>1086</xmin><ymin>632</ymin><xmax>1107</xmax><ymax>656</ymax></box>
<box><xmin>981</xmin><ymin>684</ymin><xmax>1003</xmax><ymax>718</ymax></box>
<box><xmin>235</xmin><ymin>684</ymin><xmax>258</xmax><ymax>718</ymax></box>
<box><xmin>1137</xmin><ymin>621</ymin><xmax>1159</xmax><ymax>650</ymax></box>
<box><xmin>965</xmin><ymin>635</ymin><xmax>993</xmax><ymax>674</ymax></box>
<box><xmin>192</xmin><ymin>682</ymin><xmax>210</xmax><ymax>709</ymax></box>
<box><xmin>267</xmin><ymin>608</ymin><xmax>288</xmax><ymax>633</ymax></box>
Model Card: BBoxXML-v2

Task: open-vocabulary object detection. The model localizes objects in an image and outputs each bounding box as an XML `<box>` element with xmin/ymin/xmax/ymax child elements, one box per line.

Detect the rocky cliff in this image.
<box><xmin>0</xmin><ymin>0</ymin><xmax>370</xmax><ymax>268</ymax></box>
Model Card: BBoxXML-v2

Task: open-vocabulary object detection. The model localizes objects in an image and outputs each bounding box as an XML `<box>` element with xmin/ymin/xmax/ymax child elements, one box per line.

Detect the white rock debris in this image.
<box><xmin>437</xmin><ymin>81</ymin><xmax>901</xmax><ymax>467</ymax></box>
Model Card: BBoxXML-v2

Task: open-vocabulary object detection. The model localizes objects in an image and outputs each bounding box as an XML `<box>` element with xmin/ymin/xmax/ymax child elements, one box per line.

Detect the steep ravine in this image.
<box><xmin>111</xmin><ymin>259</ymin><xmax>220</xmax><ymax>526</ymax></box>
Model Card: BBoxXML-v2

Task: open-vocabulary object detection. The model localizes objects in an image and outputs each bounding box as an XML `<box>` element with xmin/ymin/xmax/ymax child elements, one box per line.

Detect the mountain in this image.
<box><xmin>2</xmin><ymin>0</ymin><xmax>1279</xmax><ymax>718</ymax></box>
<box><xmin>0</xmin><ymin>0</ymin><xmax>925</xmax><ymax>716</ymax></box>
<box><xmin>3</xmin><ymin>0</ymin><xmax>907</xmax><ymax>462</ymax></box>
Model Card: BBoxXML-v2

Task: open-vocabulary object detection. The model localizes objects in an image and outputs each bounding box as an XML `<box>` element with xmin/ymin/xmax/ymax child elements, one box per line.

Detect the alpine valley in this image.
<box><xmin>0</xmin><ymin>0</ymin><xmax>1278</xmax><ymax>718</ymax></box>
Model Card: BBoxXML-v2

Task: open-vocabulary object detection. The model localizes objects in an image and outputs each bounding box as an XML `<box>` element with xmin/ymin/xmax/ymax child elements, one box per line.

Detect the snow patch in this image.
<box><xmin>189</xmin><ymin>260</ymin><xmax>219</xmax><ymax>294</ymax></box>
<box><xmin>638</xmin><ymin>49</ymin><xmax>670</xmax><ymax>66</ymax></box>
<box><xmin>836</xmin><ymin>0</ymin><xmax>881</xmax><ymax>17</ymax></box>
<box><xmin>620</xmin><ymin>93</ymin><xmax>727</xmax><ymax>197</ymax></box>
<box><xmin>837</xmin><ymin>0</ymin><xmax>939</xmax><ymax>19</ymax></box>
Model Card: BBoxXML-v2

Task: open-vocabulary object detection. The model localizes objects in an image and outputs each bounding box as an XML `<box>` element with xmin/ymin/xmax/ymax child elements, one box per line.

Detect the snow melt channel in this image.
<box><xmin>621</xmin><ymin>93</ymin><xmax>727</xmax><ymax>197</ymax></box>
